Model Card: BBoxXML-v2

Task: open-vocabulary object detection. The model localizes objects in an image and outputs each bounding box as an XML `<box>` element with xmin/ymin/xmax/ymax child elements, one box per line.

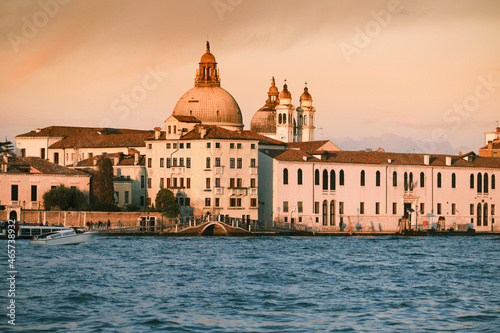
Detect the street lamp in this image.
<box><xmin>22</xmin><ymin>200</ymin><xmax>26</xmax><ymax>224</ymax></box>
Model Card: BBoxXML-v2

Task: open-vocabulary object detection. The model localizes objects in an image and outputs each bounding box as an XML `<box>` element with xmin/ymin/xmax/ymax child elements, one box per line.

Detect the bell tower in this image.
<box><xmin>296</xmin><ymin>83</ymin><xmax>315</xmax><ymax>142</ymax></box>
<box><xmin>195</xmin><ymin>41</ymin><xmax>220</xmax><ymax>87</ymax></box>
<box><xmin>275</xmin><ymin>80</ymin><xmax>295</xmax><ymax>142</ymax></box>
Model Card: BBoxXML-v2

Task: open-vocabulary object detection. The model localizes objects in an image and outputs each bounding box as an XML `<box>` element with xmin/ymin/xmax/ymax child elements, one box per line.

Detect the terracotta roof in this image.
<box><xmin>241</xmin><ymin>130</ymin><xmax>287</xmax><ymax>146</ymax></box>
<box><xmin>479</xmin><ymin>141</ymin><xmax>500</xmax><ymax>150</ymax></box>
<box><xmin>180</xmin><ymin>125</ymin><xmax>258</xmax><ymax>141</ymax></box>
<box><xmin>16</xmin><ymin>126</ymin><xmax>152</xmax><ymax>138</ymax></box>
<box><xmin>271</xmin><ymin>150</ymin><xmax>500</xmax><ymax>169</ymax></box>
<box><xmin>2</xmin><ymin>157</ymin><xmax>90</xmax><ymax>176</ymax></box>
<box><xmin>76</xmin><ymin>153</ymin><xmax>145</xmax><ymax>167</ymax></box>
<box><xmin>287</xmin><ymin>140</ymin><xmax>341</xmax><ymax>153</ymax></box>
<box><xmin>49</xmin><ymin>131</ymin><xmax>154</xmax><ymax>149</ymax></box>
<box><xmin>170</xmin><ymin>115</ymin><xmax>201</xmax><ymax>123</ymax></box>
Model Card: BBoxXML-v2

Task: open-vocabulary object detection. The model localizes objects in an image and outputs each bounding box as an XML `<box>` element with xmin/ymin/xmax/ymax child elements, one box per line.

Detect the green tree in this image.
<box><xmin>93</xmin><ymin>157</ymin><xmax>115</xmax><ymax>204</ymax></box>
<box><xmin>155</xmin><ymin>189</ymin><xmax>180</xmax><ymax>218</ymax></box>
<box><xmin>43</xmin><ymin>185</ymin><xmax>88</xmax><ymax>211</ymax></box>
<box><xmin>0</xmin><ymin>139</ymin><xmax>13</xmax><ymax>154</ymax></box>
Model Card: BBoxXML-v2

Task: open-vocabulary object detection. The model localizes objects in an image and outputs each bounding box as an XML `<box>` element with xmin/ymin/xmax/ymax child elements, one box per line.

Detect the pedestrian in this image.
<box><xmin>107</xmin><ymin>219</ymin><xmax>111</xmax><ymax>230</ymax></box>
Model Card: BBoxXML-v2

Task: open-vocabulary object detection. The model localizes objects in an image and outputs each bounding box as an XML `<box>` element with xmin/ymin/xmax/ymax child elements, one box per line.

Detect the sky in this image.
<box><xmin>1</xmin><ymin>0</ymin><xmax>499</xmax><ymax>154</ymax></box>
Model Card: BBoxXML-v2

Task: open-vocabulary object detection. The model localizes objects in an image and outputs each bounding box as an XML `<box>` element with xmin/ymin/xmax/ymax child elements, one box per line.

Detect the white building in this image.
<box><xmin>260</xmin><ymin>149</ymin><xmax>500</xmax><ymax>232</ymax></box>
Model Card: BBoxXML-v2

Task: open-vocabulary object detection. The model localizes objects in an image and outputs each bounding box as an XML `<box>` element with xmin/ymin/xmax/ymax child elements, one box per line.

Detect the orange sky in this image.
<box><xmin>1</xmin><ymin>0</ymin><xmax>499</xmax><ymax>154</ymax></box>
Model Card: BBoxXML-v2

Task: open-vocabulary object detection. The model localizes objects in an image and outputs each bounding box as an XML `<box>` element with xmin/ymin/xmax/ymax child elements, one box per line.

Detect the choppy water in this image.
<box><xmin>1</xmin><ymin>236</ymin><xmax>500</xmax><ymax>332</ymax></box>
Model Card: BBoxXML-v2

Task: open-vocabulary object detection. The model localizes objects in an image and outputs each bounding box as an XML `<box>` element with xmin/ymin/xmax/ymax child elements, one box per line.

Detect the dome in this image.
<box><xmin>250</xmin><ymin>109</ymin><xmax>276</xmax><ymax>134</ymax></box>
<box><xmin>172</xmin><ymin>86</ymin><xmax>243</xmax><ymax>129</ymax></box>
<box><xmin>200</xmin><ymin>52</ymin><xmax>216</xmax><ymax>64</ymax></box>
<box><xmin>300</xmin><ymin>86</ymin><xmax>312</xmax><ymax>101</ymax></box>
<box><xmin>279</xmin><ymin>83</ymin><xmax>292</xmax><ymax>100</ymax></box>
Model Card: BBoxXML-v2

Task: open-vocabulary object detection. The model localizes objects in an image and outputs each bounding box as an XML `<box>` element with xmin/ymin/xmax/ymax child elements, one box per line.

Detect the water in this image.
<box><xmin>1</xmin><ymin>236</ymin><xmax>500</xmax><ymax>332</ymax></box>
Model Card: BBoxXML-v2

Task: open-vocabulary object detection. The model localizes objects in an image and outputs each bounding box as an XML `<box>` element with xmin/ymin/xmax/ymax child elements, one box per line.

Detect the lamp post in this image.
<box><xmin>22</xmin><ymin>200</ymin><xmax>26</xmax><ymax>224</ymax></box>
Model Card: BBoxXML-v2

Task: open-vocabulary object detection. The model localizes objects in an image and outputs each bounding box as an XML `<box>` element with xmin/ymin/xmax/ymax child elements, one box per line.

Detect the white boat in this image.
<box><xmin>31</xmin><ymin>227</ymin><xmax>97</xmax><ymax>245</ymax></box>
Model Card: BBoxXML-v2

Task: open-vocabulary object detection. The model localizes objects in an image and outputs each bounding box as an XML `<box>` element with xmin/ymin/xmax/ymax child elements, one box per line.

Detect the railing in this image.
<box><xmin>215</xmin><ymin>187</ymin><xmax>224</xmax><ymax>195</ymax></box>
<box><xmin>249</xmin><ymin>167</ymin><xmax>258</xmax><ymax>175</ymax></box>
<box><xmin>214</xmin><ymin>167</ymin><xmax>224</xmax><ymax>175</ymax></box>
<box><xmin>171</xmin><ymin>167</ymin><xmax>185</xmax><ymax>174</ymax></box>
<box><xmin>230</xmin><ymin>188</ymin><xmax>247</xmax><ymax>196</ymax></box>
<box><xmin>250</xmin><ymin>188</ymin><xmax>258</xmax><ymax>195</ymax></box>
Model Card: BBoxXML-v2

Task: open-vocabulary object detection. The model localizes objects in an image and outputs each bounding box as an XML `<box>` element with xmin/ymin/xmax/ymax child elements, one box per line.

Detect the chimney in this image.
<box><xmin>424</xmin><ymin>155</ymin><xmax>430</xmax><ymax>165</ymax></box>
<box><xmin>387</xmin><ymin>159</ymin><xmax>392</xmax><ymax>164</ymax></box>
<box><xmin>200</xmin><ymin>127</ymin><xmax>207</xmax><ymax>138</ymax></box>
<box><xmin>154</xmin><ymin>127</ymin><xmax>161</xmax><ymax>140</ymax></box>
<box><xmin>114</xmin><ymin>155</ymin><xmax>119</xmax><ymax>166</ymax></box>
<box><xmin>93</xmin><ymin>158</ymin><xmax>98</xmax><ymax>166</ymax></box>
<box><xmin>446</xmin><ymin>156</ymin><xmax>452</xmax><ymax>166</ymax></box>
<box><xmin>488</xmin><ymin>141</ymin><xmax>493</xmax><ymax>149</ymax></box>
<box><xmin>134</xmin><ymin>152</ymin><xmax>139</xmax><ymax>165</ymax></box>
<box><xmin>35</xmin><ymin>128</ymin><xmax>41</xmax><ymax>133</ymax></box>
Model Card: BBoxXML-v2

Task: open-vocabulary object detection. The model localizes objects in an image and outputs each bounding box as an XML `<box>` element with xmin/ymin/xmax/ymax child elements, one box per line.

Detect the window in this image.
<box><xmin>206</xmin><ymin>178</ymin><xmax>211</xmax><ymax>189</ymax></box>
<box><xmin>237</xmin><ymin>158</ymin><xmax>242</xmax><ymax>169</ymax></box>
<box><xmin>166</xmin><ymin>143</ymin><xmax>171</xmax><ymax>149</ymax></box>
<box><xmin>251</xmin><ymin>198</ymin><xmax>257</xmax><ymax>207</ymax></box>
<box><xmin>420</xmin><ymin>172</ymin><xmax>425</xmax><ymax>188</ymax></box>
<box><xmin>470</xmin><ymin>174</ymin><xmax>474</xmax><ymax>189</ymax></box>
<box><xmin>492</xmin><ymin>204</ymin><xmax>495</xmax><ymax>216</ymax></box>
<box><xmin>237</xmin><ymin>143</ymin><xmax>242</xmax><ymax>149</ymax></box>
<box><xmin>215</xmin><ymin>178</ymin><xmax>221</xmax><ymax>188</ymax></box>
<box><xmin>360</xmin><ymin>170</ymin><xmax>365</xmax><ymax>186</ymax></box>
<box><xmin>393</xmin><ymin>171</ymin><xmax>397</xmax><ymax>187</ymax></box>
<box><xmin>40</xmin><ymin>148</ymin><xmax>45</xmax><ymax>159</ymax></box>
<box><xmin>229</xmin><ymin>178</ymin><xmax>235</xmax><ymax>188</ymax></box>
<box><xmin>237</xmin><ymin>178</ymin><xmax>242</xmax><ymax>188</ymax></box>
<box><xmin>420</xmin><ymin>203</ymin><xmax>425</xmax><ymax>214</ymax></box>
<box><xmin>141</xmin><ymin>175</ymin><xmax>145</xmax><ymax>188</ymax></box>
<box><xmin>451</xmin><ymin>173</ymin><xmax>456</xmax><ymax>188</ymax></box>
<box><xmin>452</xmin><ymin>203</ymin><xmax>456</xmax><ymax>215</ymax></box>
<box><xmin>323</xmin><ymin>170</ymin><xmax>328</xmax><ymax>190</ymax></box>
<box><xmin>166</xmin><ymin>158</ymin><xmax>171</xmax><ymax>168</ymax></box>
<box><xmin>186</xmin><ymin>158</ymin><xmax>191</xmax><ymax>169</ymax></box>
<box><xmin>477</xmin><ymin>203</ymin><xmax>482</xmax><ymax>226</ymax></box>
<box><xmin>179</xmin><ymin>158</ymin><xmax>184</xmax><ymax>167</ymax></box>
<box><xmin>392</xmin><ymin>202</ymin><xmax>397</xmax><ymax>215</ymax></box>
<box><xmin>54</xmin><ymin>152</ymin><xmax>59</xmax><ymax>165</ymax></box>
<box><xmin>147</xmin><ymin>178</ymin><xmax>152</xmax><ymax>189</ymax></box>
<box><xmin>483</xmin><ymin>203</ymin><xmax>488</xmax><ymax>226</ymax></box>
<box><xmin>298</xmin><ymin>201</ymin><xmax>303</xmax><ymax>213</ymax></box>
<box><xmin>251</xmin><ymin>144</ymin><xmax>256</xmax><ymax>149</ymax></box>
<box><xmin>283</xmin><ymin>201</ymin><xmax>289</xmax><ymax>213</ymax></box>
<box><xmin>173</xmin><ymin>143</ymin><xmax>177</xmax><ymax>149</ymax></box>
<box><xmin>160</xmin><ymin>178</ymin><xmax>164</xmax><ymax>188</ymax></box>
<box><xmin>206</xmin><ymin>157</ymin><xmax>211</xmax><ymax>169</ymax></box>
<box><xmin>339</xmin><ymin>170</ymin><xmax>345</xmax><ymax>186</ymax></box>
<box><xmin>160</xmin><ymin>158</ymin><xmax>164</xmax><ymax>167</ymax></box>
<box><xmin>172</xmin><ymin>158</ymin><xmax>177</xmax><ymax>167</ymax></box>
<box><xmin>186</xmin><ymin>178</ymin><xmax>191</xmax><ymax>189</ymax></box>
<box><xmin>124</xmin><ymin>191</ymin><xmax>129</xmax><ymax>204</ymax></box>
<box><xmin>21</xmin><ymin>149</ymin><xmax>26</xmax><ymax>157</ymax></box>
<box><xmin>359</xmin><ymin>202</ymin><xmax>365</xmax><ymax>214</ymax></box>
<box><xmin>180</xmin><ymin>178</ymin><xmax>184</xmax><ymax>188</ymax></box>
<box><xmin>330</xmin><ymin>201</ymin><xmax>335</xmax><ymax>226</ymax></box>
<box><xmin>283</xmin><ymin>168</ymin><xmax>289</xmax><ymax>185</ymax></box>
<box><xmin>376</xmin><ymin>171</ymin><xmax>381</xmax><ymax>187</ymax></box>
<box><xmin>484</xmin><ymin>174</ymin><xmax>489</xmax><ymax>194</ymax></box>
<box><xmin>250</xmin><ymin>178</ymin><xmax>256</xmax><ymax>188</ymax></box>
<box><xmin>186</xmin><ymin>143</ymin><xmax>191</xmax><ymax>149</ymax></box>
<box><xmin>314</xmin><ymin>202</ymin><xmax>320</xmax><ymax>214</ymax></box>
<box><xmin>230</xmin><ymin>158</ymin><xmax>235</xmax><ymax>169</ymax></box>
<box><xmin>216</xmin><ymin>142</ymin><xmax>220</xmax><ymax>148</ymax></box>
<box><xmin>167</xmin><ymin>178</ymin><xmax>171</xmax><ymax>188</ymax></box>
<box><xmin>215</xmin><ymin>198</ymin><xmax>220</xmax><ymax>207</ymax></box>
<box><xmin>477</xmin><ymin>173</ymin><xmax>482</xmax><ymax>193</ymax></box>
<box><xmin>31</xmin><ymin>185</ymin><xmax>37</xmax><ymax>201</ymax></box>
<box><xmin>297</xmin><ymin>169</ymin><xmax>303</xmax><ymax>185</ymax></box>
<box><xmin>437</xmin><ymin>203</ymin><xmax>442</xmax><ymax>215</ymax></box>
<box><xmin>230</xmin><ymin>198</ymin><xmax>242</xmax><ymax>207</ymax></box>
<box><xmin>179</xmin><ymin>143</ymin><xmax>184</xmax><ymax>149</ymax></box>
<box><xmin>250</xmin><ymin>158</ymin><xmax>256</xmax><ymax>168</ymax></box>
<box><xmin>322</xmin><ymin>200</ymin><xmax>328</xmax><ymax>226</ymax></box>
<box><xmin>168</xmin><ymin>126</ymin><xmax>171</xmax><ymax>134</ymax></box>
<box><xmin>437</xmin><ymin>172</ymin><xmax>442</xmax><ymax>188</ymax></box>
<box><xmin>375</xmin><ymin>202</ymin><xmax>380</xmax><ymax>215</ymax></box>
<box><xmin>205</xmin><ymin>198</ymin><xmax>211</xmax><ymax>207</ymax></box>
<box><xmin>470</xmin><ymin>204</ymin><xmax>475</xmax><ymax>215</ymax></box>
<box><xmin>492</xmin><ymin>174</ymin><xmax>496</xmax><ymax>189</ymax></box>
<box><xmin>230</xmin><ymin>143</ymin><xmax>235</xmax><ymax>149</ymax></box>
<box><xmin>206</xmin><ymin>142</ymin><xmax>211</xmax><ymax>148</ymax></box>
<box><xmin>404</xmin><ymin>172</ymin><xmax>408</xmax><ymax>190</ymax></box>
<box><xmin>147</xmin><ymin>158</ymin><xmax>152</xmax><ymax>168</ymax></box>
<box><xmin>330</xmin><ymin>170</ymin><xmax>336</xmax><ymax>190</ymax></box>
<box><xmin>315</xmin><ymin>169</ymin><xmax>320</xmax><ymax>185</ymax></box>
<box><xmin>215</xmin><ymin>157</ymin><xmax>221</xmax><ymax>167</ymax></box>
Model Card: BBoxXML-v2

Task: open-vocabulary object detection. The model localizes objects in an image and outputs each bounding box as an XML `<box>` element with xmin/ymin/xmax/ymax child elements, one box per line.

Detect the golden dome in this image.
<box><xmin>200</xmin><ymin>51</ymin><xmax>216</xmax><ymax>64</ymax></box>
<box><xmin>300</xmin><ymin>86</ymin><xmax>312</xmax><ymax>102</ymax></box>
<box><xmin>279</xmin><ymin>83</ymin><xmax>292</xmax><ymax>100</ymax></box>
<box><xmin>250</xmin><ymin>109</ymin><xmax>276</xmax><ymax>134</ymax></box>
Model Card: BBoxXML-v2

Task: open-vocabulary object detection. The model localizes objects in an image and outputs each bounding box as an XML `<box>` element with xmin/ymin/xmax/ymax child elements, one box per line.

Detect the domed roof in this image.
<box><xmin>200</xmin><ymin>51</ymin><xmax>216</xmax><ymax>64</ymax></box>
<box><xmin>300</xmin><ymin>86</ymin><xmax>312</xmax><ymax>101</ymax></box>
<box><xmin>250</xmin><ymin>109</ymin><xmax>276</xmax><ymax>134</ymax></box>
<box><xmin>172</xmin><ymin>86</ymin><xmax>243</xmax><ymax>129</ymax></box>
<box><xmin>279</xmin><ymin>83</ymin><xmax>291</xmax><ymax>100</ymax></box>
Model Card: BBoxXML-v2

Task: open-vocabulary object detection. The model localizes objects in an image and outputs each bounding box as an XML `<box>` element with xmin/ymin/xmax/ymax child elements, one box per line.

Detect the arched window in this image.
<box><xmin>322</xmin><ymin>200</ymin><xmax>328</xmax><ymax>226</ymax></box>
<box><xmin>477</xmin><ymin>173</ymin><xmax>482</xmax><ymax>193</ymax></box>
<box><xmin>304</xmin><ymin>116</ymin><xmax>307</xmax><ymax>125</ymax></box>
<box><xmin>360</xmin><ymin>170</ymin><xmax>365</xmax><ymax>186</ymax></box>
<box><xmin>492</xmin><ymin>174</ymin><xmax>496</xmax><ymax>190</ymax></box>
<box><xmin>484</xmin><ymin>203</ymin><xmax>488</xmax><ymax>226</ymax></box>
<box><xmin>339</xmin><ymin>170</ymin><xmax>345</xmax><ymax>186</ymax></box>
<box><xmin>283</xmin><ymin>113</ymin><xmax>286</xmax><ymax>124</ymax></box>
<box><xmin>484</xmin><ymin>174</ymin><xmax>489</xmax><ymax>194</ymax></box>
<box><xmin>297</xmin><ymin>169</ymin><xmax>303</xmax><ymax>185</ymax></box>
<box><xmin>470</xmin><ymin>174</ymin><xmax>474</xmax><ymax>189</ymax></box>
<box><xmin>315</xmin><ymin>169</ymin><xmax>320</xmax><ymax>186</ymax></box>
<box><xmin>393</xmin><ymin>171</ymin><xmax>397</xmax><ymax>187</ymax></box>
<box><xmin>283</xmin><ymin>168</ymin><xmax>288</xmax><ymax>185</ymax></box>
<box><xmin>420</xmin><ymin>172</ymin><xmax>425</xmax><ymax>188</ymax></box>
<box><xmin>409</xmin><ymin>172</ymin><xmax>414</xmax><ymax>190</ymax></box>
<box><xmin>278</xmin><ymin>114</ymin><xmax>282</xmax><ymax>124</ymax></box>
<box><xmin>330</xmin><ymin>170</ymin><xmax>336</xmax><ymax>190</ymax></box>
<box><xmin>451</xmin><ymin>173</ymin><xmax>456</xmax><ymax>188</ymax></box>
<box><xmin>376</xmin><ymin>171</ymin><xmax>381</xmax><ymax>187</ymax></box>
<box><xmin>330</xmin><ymin>200</ymin><xmax>335</xmax><ymax>226</ymax></box>
<box><xmin>404</xmin><ymin>172</ymin><xmax>408</xmax><ymax>191</ymax></box>
<box><xmin>323</xmin><ymin>170</ymin><xmax>328</xmax><ymax>190</ymax></box>
<box><xmin>437</xmin><ymin>172</ymin><xmax>442</xmax><ymax>188</ymax></box>
<box><xmin>477</xmin><ymin>203</ymin><xmax>482</xmax><ymax>226</ymax></box>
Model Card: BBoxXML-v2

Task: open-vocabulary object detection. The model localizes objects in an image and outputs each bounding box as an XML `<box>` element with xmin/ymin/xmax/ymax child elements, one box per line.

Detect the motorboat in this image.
<box><xmin>31</xmin><ymin>227</ymin><xmax>97</xmax><ymax>245</ymax></box>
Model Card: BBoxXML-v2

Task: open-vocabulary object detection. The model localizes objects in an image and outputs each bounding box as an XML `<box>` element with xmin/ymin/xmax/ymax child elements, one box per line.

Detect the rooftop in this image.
<box><xmin>1</xmin><ymin>156</ymin><xmax>90</xmax><ymax>176</ymax></box>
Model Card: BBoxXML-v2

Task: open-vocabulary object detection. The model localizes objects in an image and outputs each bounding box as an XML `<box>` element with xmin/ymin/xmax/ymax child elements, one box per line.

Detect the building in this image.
<box><xmin>250</xmin><ymin>78</ymin><xmax>316</xmax><ymax>143</ymax></box>
<box><xmin>0</xmin><ymin>154</ymin><xmax>91</xmax><ymax>220</ymax></box>
<box><xmin>259</xmin><ymin>149</ymin><xmax>499</xmax><ymax>232</ymax></box>
<box><xmin>479</xmin><ymin>127</ymin><xmax>500</xmax><ymax>157</ymax></box>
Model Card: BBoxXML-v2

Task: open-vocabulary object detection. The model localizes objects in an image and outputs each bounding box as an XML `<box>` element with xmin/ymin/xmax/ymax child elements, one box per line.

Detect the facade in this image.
<box><xmin>260</xmin><ymin>149</ymin><xmax>500</xmax><ymax>232</ymax></box>
<box><xmin>250</xmin><ymin>78</ymin><xmax>316</xmax><ymax>143</ymax></box>
<box><xmin>479</xmin><ymin>127</ymin><xmax>500</xmax><ymax>157</ymax></box>
<box><xmin>0</xmin><ymin>155</ymin><xmax>91</xmax><ymax>220</ymax></box>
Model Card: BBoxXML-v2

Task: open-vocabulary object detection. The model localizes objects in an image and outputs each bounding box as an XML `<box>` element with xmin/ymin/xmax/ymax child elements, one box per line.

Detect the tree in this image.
<box><xmin>92</xmin><ymin>157</ymin><xmax>115</xmax><ymax>204</ymax></box>
<box><xmin>0</xmin><ymin>139</ymin><xmax>13</xmax><ymax>154</ymax></box>
<box><xmin>155</xmin><ymin>189</ymin><xmax>180</xmax><ymax>218</ymax></box>
<box><xmin>43</xmin><ymin>185</ymin><xmax>88</xmax><ymax>211</ymax></box>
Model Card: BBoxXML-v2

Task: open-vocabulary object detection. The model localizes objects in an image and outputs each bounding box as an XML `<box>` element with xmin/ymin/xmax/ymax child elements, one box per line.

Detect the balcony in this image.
<box><xmin>215</xmin><ymin>187</ymin><xmax>224</xmax><ymax>195</ymax></box>
<box><xmin>171</xmin><ymin>167</ymin><xmax>185</xmax><ymax>174</ymax></box>
<box><xmin>249</xmin><ymin>167</ymin><xmax>258</xmax><ymax>175</ymax></box>
<box><xmin>250</xmin><ymin>188</ymin><xmax>258</xmax><ymax>195</ymax></box>
<box><xmin>230</xmin><ymin>188</ymin><xmax>247</xmax><ymax>196</ymax></box>
<box><xmin>214</xmin><ymin>166</ymin><xmax>224</xmax><ymax>175</ymax></box>
<box><xmin>31</xmin><ymin>201</ymin><xmax>40</xmax><ymax>209</ymax></box>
